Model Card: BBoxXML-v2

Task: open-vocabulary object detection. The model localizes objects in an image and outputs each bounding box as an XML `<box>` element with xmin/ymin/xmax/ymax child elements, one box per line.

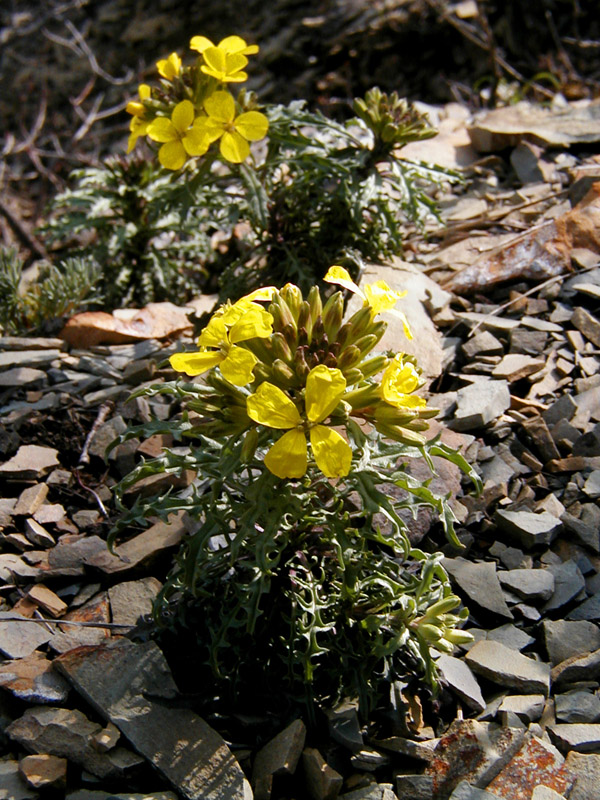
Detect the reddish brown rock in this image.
<box><xmin>486</xmin><ymin>736</ymin><xmax>574</xmax><ymax>800</ymax></box>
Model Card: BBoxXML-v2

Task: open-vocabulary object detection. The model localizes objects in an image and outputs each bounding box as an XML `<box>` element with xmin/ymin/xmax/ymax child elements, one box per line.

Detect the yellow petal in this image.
<box><xmin>218</xmin><ymin>35</ymin><xmax>258</xmax><ymax>55</ymax></box>
<box><xmin>202</xmin><ymin>46</ymin><xmax>227</xmax><ymax>77</ymax></box>
<box><xmin>220</xmin><ymin>130</ymin><xmax>250</xmax><ymax>163</ymax></box>
<box><xmin>197</xmin><ymin>316</ymin><xmax>227</xmax><ymax>347</ymax></box>
<box><xmin>194</xmin><ymin>117</ymin><xmax>224</xmax><ymax>144</ymax></box>
<box><xmin>323</xmin><ymin>266</ymin><xmax>364</xmax><ymax>298</ymax></box>
<box><xmin>363</xmin><ymin>280</ymin><xmax>406</xmax><ymax>315</ymax></box>
<box><xmin>190</xmin><ymin>35</ymin><xmax>213</xmax><ymax>53</ymax></box>
<box><xmin>388</xmin><ymin>308</ymin><xmax>413</xmax><ymax>339</ymax></box>
<box><xmin>305</xmin><ymin>365</ymin><xmax>346</xmax><ymax>423</ymax></box>
<box><xmin>126</xmin><ymin>100</ymin><xmax>145</xmax><ymax>116</ymax></box>
<box><xmin>220</xmin><ymin>345</ymin><xmax>257</xmax><ymax>385</ymax></box>
<box><xmin>310</xmin><ymin>425</ymin><xmax>352</xmax><ymax>478</ymax></box>
<box><xmin>127</xmin><ymin>118</ymin><xmax>148</xmax><ymax>152</ymax></box>
<box><xmin>381</xmin><ymin>358</ymin><xmax>424</xmax><ymax>407</ymax></box>
<box><xmin>147</xmin><ymin>117</ymin><xmax>177</xmax><ymax>143</ymax></box>
<box><xmin>170</xmin><ymin>350</ymin><xmax>223</xmax><ymax>375</ymax></box>
<box><xmin>183</xmin><ymin>127</ymin><xmax>209</xmax><ymax>156</ymax></box>
<box><xmin>225</xmin><ymin>52</ymin><xmax>248</xmax><ymax>75</ymax></box>
<box><xmin>264</xmin><ymin>430</ymin><xmax>307</xmax><ymax>479</ymax></box>
<box><xmin>235</xmin><ymin>111</ymin><xmax>269</xmax><ymax>141</ymax></box>
<box><xmin>238</xmin><ymin>286</ymin><xmax>276</xmax><ymax>304</ymax></box>
<box><xmin>247</xmin><ymin>383</ymin><xmax>301</xmax><ymax>429</ymax></box>
<box><xmin>158</xmin><ymin>141</ymin><xmax>187</xmax><ymax>170</ymax></box>
<box><xmin>172</xmin><ymin>100</ymin><xmax>194</xmax><ymax>133</ymax></box>
<box><xmin>157</xmin><ymin>52</ymin><xmax>181</xmax><ymax>79</ymax></box>
<box><xmin>138</xmin><ymin>83</ymin><xmax>151</xmax><ymax>100</ymax></box>
<box><xmin>204</xmin><ymin>91</ymin><xmax>236</xmax><ymax>124</ymax></box>
<box><xmin>229</xmin><ymin>306</ymin><xmax>273</xmax><ymax>343</ymax></box>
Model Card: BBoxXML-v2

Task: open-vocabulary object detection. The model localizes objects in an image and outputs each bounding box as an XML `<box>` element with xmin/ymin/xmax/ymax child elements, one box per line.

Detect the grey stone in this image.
<box><xmin>19</xmin><ymin>754</ymin><xmax>67</xmax><ymax>790</ymax></box>
<box><xmin>574</xmin><ymin>385</ymin><xmax>600</xmax><ymax>423</ymax></box>
<box><xmin>551</xmin><ymin>648</ymin><xmax>600</xmax><ymax>687</ymax></box>
<box><xmin>568</xmin><ymin>591</ymin><xmax>600</xmax><ymax>621</ymax></box>
<box><xmin>350</xmin><ymin>748</ymin><xmax>389</xmax><ymax>772</ymax></box>
<box><xmin>498</xmin><ymin>547</ymin><xmax>532</xmax><ymax>571</ymax></box>
<box><xmin>442</xmin><ymin>558</ymin><xmax>513</xmax><ymax>619</ymax></box>
<box><xmin>55</xmin><ymin>639</ymin><xmax>251</xmax><ymax>800</ymax></box>
<box><xmin>510</xmin><ymin>141</ymin><xmax>545</xmax><ymax>183</ymax></box>
<box><xmin>394</xmin><ymin>774</ymin><xmax>433</xmax><ymax>799</ymax></box>
<box><xmin>565</xmin><ymin>752</ymin><xmax>600</xmax><ymax>800</ymax></box>
<box><xmin>0</xmin><ymin>368</ymin><xmax>47</xmax><ymax>387</ymax></box>
<box><xmin>465</xmin><ymin>640</ymin><xmax>550</xmax><ymax>694</ymax></box>
<box><xmin>13</xmin><ymin>483</ymin><xmax>48</xmax><ymax>518</ymax></box>
<box><xmin>555</xmin><ymin>691</ymin><xmax>600</xmax><ymax>723</ymax></box>
<box><xmin>549</xmin><ymin>723</ymin><xmax>600</xmax><ymax>753</ymax></box>
<box><xmin>497</xmin><ymin>694</ymin><xmax>545</xmax><ymax>722</ymax></box>
<box><xmin>0</xmin><ymin>652</ymin><xmax>70</xmax><ymax>703</ymax></box>
<box><xmin>0</xmin><ymin>445</ymin><xmax>60</xmax><ymax>481</ymax></box>
<box><xmin>66</xmin><ymin>792</ymin><xmax>178</xmax><ymax>800</ymax></box>
<box><xmin>339</xmin><ymin>784</ymin><xmax>396</xmax><ymax>800</ymax></box>
<box><xmin>24</xmin><ymin>519</ymin><xmax>55</xmax><ymax>549</ymax></box>
<box><xmin>0</xmin><ymin>554</ymin><xmax>41</xmax><ymax>582</ymax></box>
<box><xmin>450</xmin><ymin>380</ymin><xmax>511</xmax><ymax>431</ymax></box>
<box><xmin>572</xmin><ymin>307</ymin><xmax>600</xmax><ymax>348</ymax></box>
<box><xmin>531</xmin><ymin>788</ymin><xmax>566</xmax><ymax>800</ymax></box>
<box><xmin>108</xmin><ymin>577</ymin><xmax>162</xmax><ymax>630</ymax></box>
<box><xmin>510</xmin><ymin>328</ymin><xmax>548</xmax><ymax>356</ymax></box>
<box><xmin>0</xmin><ymin>350</ymin><xmax>62</xmax><ymax>370</ymax></box>
<box><xmin>462</xmin><ymin>331</ymin><xmax>504</xmax><ymax>360</ymax></box>
<box><xmin>437</xmin><ymin>654</ymin><xmax>485</xmax><ymax>713</ymax></box>
<box><xmin>0</xmin><ymin>613</ymin><xmax>53</xmax><ymax>659</ymax></box>
<box><xmin>87</xmin><ymin>415</ymin><xmax>128</xmax><ymax>460</ymax></box>
<box><xmin>325</xmin><ymin>699</ymin><xmax>363</xmax><ymax>752</ymax></box>
<box><xmin>544</xmin><ymin>620</ymin><xmax>600</xmax><ymax>666</ymax></box>
<box><xmin>0</xmin><ymin>760</ymin><xmax>38</xmax><ymax>799</ymax></box>
<box><xmin>495</xmin><ymin>509</ymin><xmax>563</xmax><ymax>549</ymax></box>
<box><xmin>573</xmin><ymin>424</ymin><xmax>600</xmax><ymax>457</ymax></box>
<box><xmin>544</xmin><ymin>394</ymin><xmax>577</xmax><ymax>427</ymax></box>
<box><xmin>498</xmin><ymin>568</ymin><xmax>555</xmax><ymax>602</ymax></box>
<box><xmin>583</xmin><ymin>470</ymin><xmax>600</xmax><ymax>499</ymax></box>
<box><xmin>6</xmin><ymin>707</ymin><xmax>142</xmax><ymax>779</ymax></box>
<box><xmin>252</xmin><ymin>718</ymin><xmax>306</xmax><ymax>800</ymax></box>
<box><xmin>449</xmin><ymin>781</ymin><xmax>499</xmax><ymax>800</ymax></box>
<box><xmin>302</xmin><ymin>748</ymin><xmax>343</xmax><ymax>800</ymax></box>
<box><xmin>492</xmin><ymin>354</ymin><xmax>545</xmax><ymax>381</ymax></box>
<box><xmin>561</xmin><ymin>513</ymin><xmax>600</xmax><ymax>554</ymax></box>
<box><xmin>543</xmin><ymin>561</ymin><xmax>586</xmax><ymax>612</ymax></box>
<box><xmin>487</xmin><ymin>624</ymin><xmax>535</xmax><ymax>651</ymax></box>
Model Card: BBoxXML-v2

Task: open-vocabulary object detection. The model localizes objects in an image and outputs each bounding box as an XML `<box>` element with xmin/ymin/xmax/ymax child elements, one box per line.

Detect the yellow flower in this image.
<box><xmin>156</xmin><ymin>52</ymin><xmax>182</xmax><ymax>80</ymax></box>
<box><xmin>146</xmin><ymin>100</ymin><xmax>210</xmax><ymax>170</ymax></box>
<box><xmin>190</xmin><ymin>35</ymin><xmax>258</xmax><ymax>83</ymax></box>
<box><xmin>381</xmin><ymin>355</ymin><xmax>426</xmax><ymax>409</ymax></box>
<box><xmin>323</xmin><ymin>266</ymin><xmax>413</xmax><ymax>339</ymax></box>
<box><xmin>196</xmin><ymin>91</ymin><xmax>269</xmax><ymax>163</ymax></box>
<box><xmin>169</xmin><ymin>304</ymin><xmax>273</xmax><ymax>385</ymax></box>
<box><xmin>126</xmin><ymin>84</ymin><xmax>151</xmax><ymax>117</ymax></box>
<box><xmin>247</xmin><ymin>365</ymin><xmax>352</xmax><ymax>479</ymax></box>
<box><xmin>127</xmin><ymin>116</ymin><xmax>149</xmax><ymax>153</ymax></box>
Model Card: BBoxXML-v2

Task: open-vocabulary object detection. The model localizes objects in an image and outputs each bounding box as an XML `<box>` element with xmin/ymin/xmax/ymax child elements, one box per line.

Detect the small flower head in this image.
<box><xmin>196</xmin><ymin>91</ymin><xmax>269</xmax><ymax>163</ymax></box>
<box><xmin>156</xmin><ymin>52</ymin><xmax>182</xmax><ymax>80</ymax></box>
<box><xmin>146</xmin><ymin>100</ymin><xmax>210</xmax><ymax>170</ymax></box>
<box><xmin>127</xmin><ymin>116</ymin><xmax>150</xmax><ymax>153</ymax></box>
<box><xmin>190</xmin><ymin>35</ymin><xmax>258</xmax><ymax>83</ymax></box>
<box><xmin>126</xmin><ymin>84</ymin><xmax>151</xmax><ymax>117</ymax></box>
<box><xmin>381</xmin><ymin>355</ymin><xmax>426</xmax><ymax>409</ymax></box>
<box><xmin>247</xmin><ymin>365</ymin><xmax>351</xmax><ymax>479</ymax></box>
<box><xmin>324</xmin><ymin>265</ymin><xmax>412</xmax><ymax>339</ymax></box>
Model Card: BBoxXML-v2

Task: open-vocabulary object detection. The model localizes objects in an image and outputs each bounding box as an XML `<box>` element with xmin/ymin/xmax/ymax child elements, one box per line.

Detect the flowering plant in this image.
<box><xmin>110</xmin><ymin>271</ymin><xmax>480</xmax><ymax>714</ymax></box>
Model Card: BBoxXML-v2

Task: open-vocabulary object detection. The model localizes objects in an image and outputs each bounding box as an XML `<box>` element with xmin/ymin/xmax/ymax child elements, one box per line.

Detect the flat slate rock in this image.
<box><xmin>555</xmin><ymin>691</ymin><xmax>600</xmax><ymax>724</ymax></box>
<box><xmin>464</xmin><ymin>640</ymin><xmax>550</xmax><ymax>694</ymax></box>
<box><xmin>0</xmin><ymin>445</ymin><xmax>61</xmax><ymax>480</ymax></box>
<box><xmin>442</xmin><ymin>558</ymin><xmax>513</xmax><ymax>619</ymax></box>
<box><xmin>543</xmin><ymin>620</ymin><xmax>600</xmax><ymax>666</ymax></box>
<box><xmin>543</xmin><ymin>561</ymin><xmax>586</xmax><ymax>613</ymax></box>
<box><xmin>0</xmin><ymin>613</ymin><xmax>53</xmax><ymax>659</ymax></box>
<box><xmin>494</xmin><ymin>510</ymin><xmax>563</xmax><ymax>549</ymax></box>
<box><xmin>486</xmin><ymin>735</ymin><xmax>573</xmax><ymax>800</ymax></box>
<box><xmin>565</xmin><ymin>752</ymin><xmax>600</xmax><ymax>800</ymax></box>
<box><xmin>55</xmin><ymin>639</ymin><xmax>251</xmax><ymax>800</ymax></box>
<box><xmin>551</xmin><ymin>648</ymin><xmax>600</xmax><ymax>687</ymax></box>
<box><xmin>567</xmin><ymin>590</ymin><xmax>600</xmax><ymax>621</ymax></box>
<box><xmin>437</xmin><ymin>654</ymin><xmax>485</xmax><ymax>713</ymax></box>
<box><xmin>498</xmin><ymin>568</ymin><xmax>555</xmax><ymax>602</ymax></box>
<box><xmin>549</xmin><ymin>724</ymin><xmax>600</xmax><ymax>753</ymax></box>
<box><xmin>0</xmin><ymin>651</ymin><xmax>70</xmax><ymax>703</ymax></box>
<box><xmin>450</xmin><ymin>380</ymin><xmax>511</xmax><ymax>431</ymax></box>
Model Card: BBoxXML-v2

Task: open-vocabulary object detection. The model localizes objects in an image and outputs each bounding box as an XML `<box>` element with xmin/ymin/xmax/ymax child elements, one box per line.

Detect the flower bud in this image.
<box><xmin>340</xmin><ymin>306</ymin><xmax>374</xmax><ymax>345</ymax></box>
<box><xmin>307</xmin><ymin>285</ymin><xmax>322</xmax><ymax>325</ymax></box>
<box><xmin>444</xmin><ymin>629</ymin><xmax>474</xmax><ymax>645</ymax></box>
<box><xmin>293</xmin><ymin>347</ymin><xmax>310</xmax><ymax>381</ymax></box>
<box><xmin>271</xmin><ymin>332</ymin><xmax>292</xmax><ymax>362</ymax></box>
<box><xmin>345</xmin><ymin>383</ymin><xmax>381</xmax><ymax>410</ymax></box>
<box><xmin>240</xmin><ymin>427</ymin><xmax>258</xmax><ymax>463</ymax></box>
<box><xmin>272</xmin><ymin>358</ymin><xmax>295</xmax><ymax>385</ymax></box>
<box><xmin>298</xmin><ymin>301</ymin><xmax>311</xmax><ymax>335</ymax></box>
<box><xmin>343</xmin><ymin>368</ymin><xmax>364</xmax><ymax>386</ymax></box>
<box><xmin>337</xmin><ymin>345</ymin><xmax>362</xmax><ymax>372</ymax></box>
<box><xmin>311</xmin><ymin>317</ymin><xmax>325</xmax><ymax>345</ymax></box>
<box><xmin>322</xmin><ymin>291</ymin><xmax>344</xmax><ymax>340</ymax></box>
<box><xmin>280</xmin><ymin>283</ymin><xmax>302</xmax><ymax>319</ymax></box>
<box><xmin>282</xmin><ymin>322</ymin><xmax>298</xmax><ymax>351</ymax></box>
<box><xmin>270</xmin><ymin>296</ymin><xmax>296</xmax><ymax>332</ymax></box>
<box><xmin>424</xmin><ymin>596</ymin><xmax>461</xmax><ymax>618</ymax></box>
<box><xmin>358</xmin><ymin>355</ymin><xmax>389</xmax><ymax>380</ymax></box>
<box><xmin>353</xmin><ymin>334</ymin><xmax>379</xmax><ymax>358</ymax></box>
<box><xmin>376</xmin><ymin>424</ymin><xmax>426</xmax><ymax>446</ymax></box>
<box><xmin>417</xmin><ymin>623</ymin><xmax>443</xmax><ymax>642</ymax></box>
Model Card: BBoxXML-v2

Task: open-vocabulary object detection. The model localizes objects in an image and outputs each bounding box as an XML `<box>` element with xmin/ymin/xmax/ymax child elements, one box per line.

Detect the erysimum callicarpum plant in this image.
<box><xmin>42</xmin><ymin>34</ymin><xmax>459</xmax><ymax>310</ymax></box>
<box><xmin>110</xmin><ymin>265</ymin><xmax>481</xmax><ymax>718</ymax></box>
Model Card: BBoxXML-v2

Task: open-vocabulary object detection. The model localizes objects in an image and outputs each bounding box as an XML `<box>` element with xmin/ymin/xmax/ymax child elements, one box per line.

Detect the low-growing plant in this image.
<box><xmin>42</xmin><ymin>36</ymin><xmax>459</xmax><ymax>309</ymax></box>
<box><xmin>110</xmin><ymin>268</ymin><xmax>480</xmax><ymax>717</ymax></box>
<box><xmin>0</xmin><ymin>247</ymin><xmax>101</xmax><ymax>336</ymax></box>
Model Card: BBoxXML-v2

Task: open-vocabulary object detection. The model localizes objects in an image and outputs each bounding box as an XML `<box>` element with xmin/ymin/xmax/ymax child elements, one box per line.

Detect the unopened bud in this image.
<box><xmin>271</xmin><ymin>332</ymin><xmax>292</xmax><ymax>362</ymax></box>
<box><xmin>322</xmin><ymin>291</ymin><xmax>344</xmax><ymax>340</ymax></box>
<box><xmin>418</xmin><ymin>623</ymin><xmax>443</xmax><ymax>642</ymax></box>
<box><xmin>293</xmin><ymin>347</ymin><xmax>310</xmax><ymax>381</ymax></box>
<box><xmin>282</xmin><ymin>322</ymin><xmax>298</xmax><ymax>350</ymax></box>
<box><xmin>376</xmin><ymin>423</ymin><xmax>426</xmax><ymax>446</ymax></box>
<box><xmin>444</xmin><ymin>629</ymin><xmax>474</xmax><ymax>645</ymax></box>
<box><xmin>341</xmin><ymin>306</ymin><xmax>374</xmax><ymax>344</ymax></box>
<box><xmin>240</xmin><ymin>427</ymin><xmax>258</xmax><ymax>462</ymax></box>
<box><xmin>353</xmin><ymin>334</ymin><xmax>378</xmax><ymax>358</ymax></box>
<box><xmin>343</xmin><ymin>368</ymin><xmax>364</xmax><ymax>386</ymax></box>
<box><xmin>337</xmin><ymin>345</ymin><xmax>362</xmax><ymax>371</ymax></box>
<box><xmin>311</xmin><ymin>317</ymin><xmax>325</xmax><ymax>345</ymax></box>
<box><xmin>424</xmin><ymin>596</ymin><xmax>461</xmax><ymax>618</ymax></box>
<box><xmin>280</xmin><ymin>283</ymin><xmax>302</xmax><ymax>319</ymax></box>
<box><xmin>298</xmin><ymin>301</ymin><xmax>311</xmax><ymax>334</ymax></box>
<box><xmin>307</xmin><ymin>285</ymin><xmax>322</xmax><ymax>324</ymax></box>
<box><xmin>359</xmin><ymin>355</ymin><xmax>389</xmax><ymax>379</ymax></box>
<box><xmin>270</xmin><ymin>297</ymin><xmax>296</xmax><ymax>332</ymax></box>
<box><xmin>272</xmin><ymin>359</ymin><xmax>295</xmax><ymax>385</ymax></box>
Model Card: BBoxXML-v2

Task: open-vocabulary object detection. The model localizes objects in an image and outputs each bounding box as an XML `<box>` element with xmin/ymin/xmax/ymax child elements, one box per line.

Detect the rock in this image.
<box><xmin>521</xmin><ymin>417</ymin><xmax>561</xmax><ymax>463</ymax></box>
<box><xmin>252</xmin><ymin>718</ymin><xmax>306</xmax><ymax>800</ymax></box>
<box><xmin>548</xmin><ymin>724</ymin><xmax>600</xmax><ymax>753</ymax></box>
<box><xmin>27</xmin><ymin>585</ymin><xmax>67</xmax><ymax>618</ymax></box>
<box><xmin>442</xmin><ymin>558</ymin><xmax>513</xmax><ymax>619</ymax></box>
<box><xmin>0</xmin><ymin>554</ymin><xmax>40</xmax><ymax>582</ymax></box>
<box><xmin>339</xmin><ymin>784</ymin><xmax>395</xmax><ymax>800</ymax></box>
<box><xmin>543</xmin><ymin>561</ymin><xmax>586</xmax><ymax>612</ymax></box>
<box><xmin>55</xmin><ymin>639</ymin><xmax>251</xmax><ymax>800</ymax></box>
<box><xmin>572</xmin><ymin>307</ymin><xmax>600</xmax><ymax>348</ymax></box>
<box><xmin>302</xmin><ymin>748</ymin><xmax>343</xmax><ymax>800</ymax></box>
<box><xmin>108</xmin><ymin>576</ymin><xmax>162</xmax><ymax>630</ymax></box>
<box><xmin>544</xmin><ymin>394</ymin><xmax>577</xmax><ymax>427</ymax></box>
<box><xmin>449</xmin><ymin>782</ymin><xmax>499</xmax><ymax>800</ymax></box>
<box><xmin>494</xmin><ymin>510</ymin><xmax>563</xmax><ymax>549</ymax></box>
<box><xmin>0</xmin><ymin>760</ymin><xmax>38</xmax><ymax>800</ymax></box>
<box><xmin>91</xmin><ymin>721</ymin><xmax>120</xmax><ymax>753</ymax></box>
<box><xmin>498</xmin><ymin>568</ymin><xmax>555</xmax><ymax>602</ymax></box>
<box><xmin>394</xmin><ymin>774</ymin><xmax>434</xmax><ymax>799</ymax></box>
<box><xmin>487</xmin><ymin>624</ymin><xmax>535</xmax><ymax>652</ymax></box>
<box><xmin>567</xmin><ymin>590</ymin><xmax>600</xmax><ymax>621</ymax></box>
<box><xmin>551</xmin><ymin>648</ymin><xmax>600</xmax><ymax>687</ymax></box>
<box><xmin>0</xmin><ymin>368</ymin><xmax>47</xmax><ymax>387</ymax></box>
<box><xmin>424</xmin><ymin>719</ymin><xmax>525</xmax><ymax>797</ymax></box>
<box><xmin>370</xmin><ymin>736</ymin><xmax>436</xmax><ymax>762</ymax></box>
<box><xmin>13</xmin><ymin>485</ymin><xmax>49</xmax><ymax>516</ymax></box>
<box><xmin>462</xmin><ymin>331</ymin><xmax>504</xmax><ymax>360</ymax></box>
<box><xmin>486</xmin><ymin>735</ymin><xmax>573</xmax><ymax>800</ymax></box>
<box><xmin>350</xmin><ymin>748</ymin><xmax>389</xmax><ymax>771</ymax></box>
<box><xmin>464</xmin><ymin>640</ymin><xmax>550</xmax><ymax>694</ymax></box>
<box><xmin>555</xmin><ymin>691</ymin><xmax>600</xmax><ymax>723</ymax></box>
<box><xmin>0</xmin><ymin>613</ymin><xmax>53</xmax><ymax>659</ymax></box>
<box><xmin>33</xmin><ymin>503</ymin><xmax>65</xmax><ymax>525</ymax></box>
<box><xmin>560</xmin><ymin>513</ymin><xmax>600</xmax><ymax>554</ymax></box>
<box><xmin>437</xmin><ymin>654</ymin><xmax>485</xmax><ymax>713</ymax></box>
<box><xmin>6</xmin><ymin>706</ymin><xmax>142</xmax><ymax>779</ymax></box>
<box><xmin>449</xmin><ymin>380</ymin><xmax>511</xmax><ymax>431</ymax></box>
<box><xmin>544</xmin><ymin>620</ymin><xmax>600</xmax><ymax>666</ymax></box>
<box><xmin>19</xmin><ymin>754</ymin><xmax>67</xmax><ymax>790</ymax></box>
<box><xmin>497</xmin><ymin>695</ymin><xmax>545</xmax><ymax>723</ymax></box>
<box><xmin>24</xmin><ymin>519</ymin><xmax>55</xmax><ymax>548</ymax></box>
<box><xmin>0</xmin><ymin>652</ymin><xmax>70</xmax><ymax>703</ymax></box>
<box><xmin>0</xmin><ymin>445</ymin><xmax>61</xmax><ymax>481</ymax></box>
<box><xmin>325</xmin><ymin>699</ymin><xmax>363</xmax><ymax>752</ymax></box>
<box><xmin>531</xmin><ymin>788</ymin><xmax>567</xmax><ymax>800</ymax></box>
<box><xmin>0</xmin><ymin>350</ymin><xmax>63</xmax><ymax>370</ymax></box>
<box><xmin>565</xmin><ymin>752</ymin><xmax>600</xmax><ymax>800</ymax></box>
<box><xmin>510</xmin><ymin>141</ymin><xmax>545</xmax><ymax>184</ymax></box>
<box><xmin>66</xmin><ymin>793</ymin><xmax>178</xmax><ymax>800</ymax></box>
<box><xmin>583</xmin><ymin>470</ymin><xmax>600</xmax><ymax>499</ymax></box>
<box><xmin>492</xmin><ymin>354</ymin><xmax>545</xmax><ymax>382</ymax></box>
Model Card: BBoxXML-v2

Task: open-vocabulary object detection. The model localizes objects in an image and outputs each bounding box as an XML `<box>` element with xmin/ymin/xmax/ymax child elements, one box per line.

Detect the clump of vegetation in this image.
<box><xmin>0</xmin><ymin>247</ymin><xmax>101</xmax><ymax>335</ymax></box>
<box><xmin>110</xmin><ymin>269</ymin><xmax>480</xmax><ymax>716</ymax></box>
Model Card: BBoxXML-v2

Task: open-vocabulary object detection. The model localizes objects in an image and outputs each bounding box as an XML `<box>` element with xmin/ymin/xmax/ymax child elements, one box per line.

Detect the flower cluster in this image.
<box><xmin>126</xmin><ymin>35</ymin><xmax>268</xmax><ymax>169</ymax></box>
<box><xmin>169</xmin><ymin>267</ymin><xmax>438</xmax><ymax>480</ymax></box>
